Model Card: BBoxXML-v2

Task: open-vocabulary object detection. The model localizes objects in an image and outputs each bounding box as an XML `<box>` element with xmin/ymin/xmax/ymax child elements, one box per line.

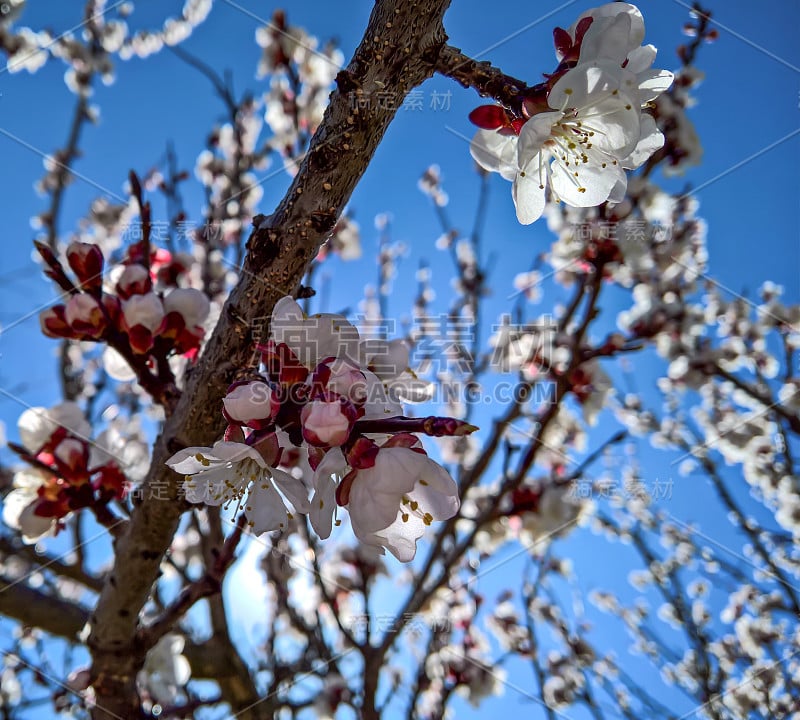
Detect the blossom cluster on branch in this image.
<box><xmin>168</xmin><ymin>296</ymin><xmax>474</xmax><ymax>561</ymax></box>
<box><xmin>469</xmin><ymin>2</ymin><xmax>673</xmax><ymax>223</ymax></box>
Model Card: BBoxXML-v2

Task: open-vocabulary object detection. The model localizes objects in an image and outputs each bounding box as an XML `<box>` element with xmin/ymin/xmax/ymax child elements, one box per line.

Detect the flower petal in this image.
<box><xmin>246</xmin><ymin>480</ymin><xmax>290</xmax><ymax>533</ymax></box>
<box><xmin>470</xmin><ymin>129</ymin><xmax>518</xmax><ymax>181</ymax></box>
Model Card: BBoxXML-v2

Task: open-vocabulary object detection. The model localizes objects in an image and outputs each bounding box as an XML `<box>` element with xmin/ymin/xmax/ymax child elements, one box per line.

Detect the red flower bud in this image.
<box><xmin>66</xmin><ymin>242</ymin><xmax>104</xmax><ymax>295</ymax></box>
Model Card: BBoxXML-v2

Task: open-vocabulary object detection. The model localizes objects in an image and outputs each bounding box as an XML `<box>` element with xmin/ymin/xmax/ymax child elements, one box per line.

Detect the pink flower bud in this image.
<box><xmin>122</xmin><ymin>292</ymin><xmax>165</xmax><ymax>333</ymax></box>
<box><xmin>163</xmin><ymin>288</ymin><xmax>211</xmax><ymax>329</ymax></box>
<box><xmin>116</xmin><ymin>264</ymin><xmax>152</xmax><ymax>299</ymax></box>
<box><xmin>311</xmin><ymin>358</ymin><xmax>367</xmax><ymax>404</ymax></box>
<box><xmin>64</xmin><ymin>294</ymin><xmax>106</xmax><ymax>338</ymax></box>
<box><xmin>301</xmin><ymin>399</ymin><xmax>355</xmax><ymax>447</ymax></box>
<box><xmin>222</xmin><ymin>381</ymin><xmax>279</xmax><ymax>428</ymax></box>
<box><xmin>39</xmin><ymin>306</ymin><xmax>72</xmax><ymax>338</ymax></box>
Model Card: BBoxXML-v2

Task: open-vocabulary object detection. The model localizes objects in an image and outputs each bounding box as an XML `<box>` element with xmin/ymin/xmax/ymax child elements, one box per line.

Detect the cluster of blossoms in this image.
<box><xmin>257</xmin><ymin>10</ymin><xmax>344</xmax><ymax>167</ymax></box>
<box><xmin>167</xmin><ymin>297</ymin><xmax>475</xmax><ymax>561</ymax></box>
<box><xmin>3</xmin><ymin>403</ymin><xmax>130</xmax><ymax>543</ymax></box>
<box><xmin>469</xmin><ymin>2</ymin><xmax>673</xmax><ymax>223</ymax></box>
<box><xmin>38</xmin><ymin>239</ymin><xmax>210</xmax><ymax>363</ymax></box>
<box><xmin>1</xmin><ymin>0</ymin><xmax>212</xmax><ymax>91</ymax></box>
<box><xmin>194</xmin><ymin>99</ymin><xmax>267</xmax><ymax>254</ymax></box>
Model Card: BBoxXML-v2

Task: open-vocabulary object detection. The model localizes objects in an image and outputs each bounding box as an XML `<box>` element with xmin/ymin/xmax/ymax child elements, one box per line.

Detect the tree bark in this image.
<box><xmin>87</xmin><ymin>1</ymin><xmax>452</xmax><ymax>717</ymax></box>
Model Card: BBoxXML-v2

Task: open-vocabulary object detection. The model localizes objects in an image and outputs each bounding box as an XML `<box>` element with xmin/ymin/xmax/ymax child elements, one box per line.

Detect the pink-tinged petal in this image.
<box><xmin>54</xmin><ymin>438</ymin><xmax>86</xmax><ymax>472</ymax></box>
<box><xmin>40</xmin><ymin>306</ymin><xmax>72</xmax><ymax>338</ymax></box>
<box><xmin>223</xmin><ymin>381</ymin><xmax>277</xmax><ymax>425</ymax></box>
<box><xmin>301</xmin><ymin>400</ymin><xmax>353</xmax><ymax>447</ymax></box>
<box><xmin>65</xmin><ymin>294</ymin><xmax>106</xmax><ymax>338</ymax></box>
<box><xmin>122</xmin><ymin>292</ymin><xmax>165</xmax><ymax>333</ymax></box>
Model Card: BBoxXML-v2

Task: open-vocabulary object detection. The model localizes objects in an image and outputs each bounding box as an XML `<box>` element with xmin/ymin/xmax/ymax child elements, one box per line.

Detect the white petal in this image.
<box><xmin>167</xmin><ymin>441</ymin><xmax>265</xmax><ymax>475</ymax></box>
<box><xmin>246</xmin><ymin>479</ymin><xmax>290</xmax><ymax>533</ymax></box>
<box><xmin>11</xmin><ymin>468</ymin><xmax>48</xmax><ymax>491</ymax></box>
<box><xmin>579</xmin><ymin>11</ymin><xmax>633</xmax><ymax>65</ymax></box>
<box><xmin>360</xmin><ymin>338</ymin><xmax>409</xmax><ymax>380</ymax></box>
<box><xmin>314</xmin><ymin>447</ymin><xmax>347</xmax><ymax>487</ymax></box>
<box><xmin>310</xmin><ymin>472</ymin><xmax>336</xmax><ymax>539</ymax></box>
<box><xmin>361</xmin><ymin>370</ymin><xmax>403</xmax><ymax>419</ymax></box>
<box><xmin>408</xmin><ymin>460</ymin><xmax>460</xmax><ymax>520</ymax></box>
<box><xmin>18</xmin><ymin>402</ymin><xmax>90</xmax><ymax>452</ymax></box>
<box><xmin>470</xmin><ymin>129</ymin><xmax>518</xmax><ymax>182</ymax></box>
<box><xmin>626</xmin><ymin>44</ymin><xmax>657</xmax><ymax>74</ymax></box>
<box><xmin>573</xmin><ymin>3</ymin><xmax>644</xmax><ymax>64</ymax></box>
<box><xmin>622</xmin><ymin>114</ymin><xmax>664</xmax><ymax>169</ymax></box>
<box><xmin>5</xmin><ymin>494</ymin><xmax>55</xmax><ymax>545</ymax></box>
<box><xmin>363</xmin><ymin>515</ymin><xmax>426</xmax><ymax>562</ymax></box>
<box><xmin>637</xmin><ymin>69</ymin><xmax>674</xmax><ymax>103</ymax></box>
<box><xmin>518</xmin><ymin>111</ymin><xmax>562</xmax><ymax>157</ymax></box>
<box><xmin>272</xmin><ymin>467</ymin><xmax>311</xmax><ymax>513</ymax></box>
<box><xmin>607</xmin><ymin>176</ymin><xmax>629</xmax><ymax>203</ymax></box>
<box><xmin>102</xmin><ymin>347</ymin><xmax>137</xmax><ymax>382</ymax></box>
<box><xmin>550</xmin><ymin>61</ymin><xmax>622</xmax><ymax>108</ymax></box>
<box><xmin>311</xmin><ymin>314</ymin><xmax>361</xmax><ymax>364</ymax></box>
<box><xmin>208</xmin><ymin>442</ymin><xmax>268</xmax><ymax>467</ymax></box>
<box><xmin>348</xmin><ymin>449</ymin><xmax>433</xmax><ymax>536</ymax></box>
<box><xmin>270</xmin><ymin>296</ymin><xmax>306</xmax><ymax>357</ymax></box>
<box><xmin>512</xmin><ymin>171</ymin><xmax>547</xmax><ymax>225</ymax></box>
<box><xmin>551</xmin><ymin>157</ymin><xmax>625</xmax><ymax>207</ymax></box>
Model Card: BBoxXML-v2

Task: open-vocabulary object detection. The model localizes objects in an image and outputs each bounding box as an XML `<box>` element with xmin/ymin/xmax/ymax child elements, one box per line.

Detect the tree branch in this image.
<box><xmin>435</xmin><ymin>44</ymin><xmax>531</xmax><ymax>113</ymax></box>
<box><xmin>87</xmin><ymin>1</ymin><xmax>452</xmax><ymax>715</ymax></box>
<box><xmin>0</xmin><ymin>577</ymin><xmax>89</xmax><ymax>639</ymax></box>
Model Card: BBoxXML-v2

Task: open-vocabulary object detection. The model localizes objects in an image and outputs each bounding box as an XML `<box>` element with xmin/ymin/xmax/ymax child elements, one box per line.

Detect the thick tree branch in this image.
<box><xmin>88</xmin><ymin>1</ymin><xmax>452</xmax><ymax>716</ymax></box>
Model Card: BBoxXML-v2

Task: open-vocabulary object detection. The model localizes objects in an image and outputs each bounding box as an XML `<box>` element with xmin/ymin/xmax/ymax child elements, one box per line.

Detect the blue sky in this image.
<box><xmin>1</xmin><ymin>0</ymin><xmax>799</xmax><ymax>717</ymax></box>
